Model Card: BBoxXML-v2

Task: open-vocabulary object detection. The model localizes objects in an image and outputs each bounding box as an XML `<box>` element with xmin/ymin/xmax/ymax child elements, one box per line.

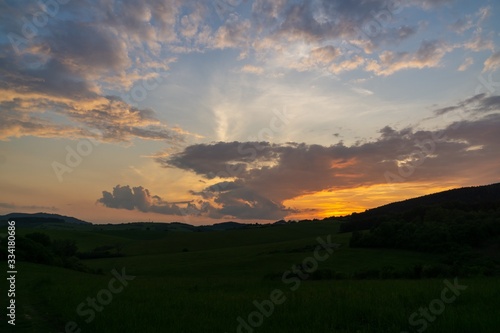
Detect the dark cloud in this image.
<box><xmin>250</xmin><ymin>0</ymin><xmax>436</xmax><ymax>46</ymax></box>
<box><xmin>480</xmin><ymin>96</ymin><xmax>500</xmax><ymax>111</ymax></box>
<box><xmin>270</xmin><ymin>0</ymin><xmax>402</xmax><ymax>43</ymax></box>
<box><xmin>97</xmin><ymin>182</ymin><xmax>293</xmax><ymax>220</ymax></box>
<box><xmin>251</xmin><ymin>0</ymin><xmax>288</xmax><ymax>29</ymax></box>
<box><xmin>97</xmin><ymin>185</ymin><xmax>186</xmax><ymax>216</ymax></box>
<box><xmin>97</xmin><ymin>100</ymin><xmax>499</xmax><ymax>220</ymax></box>
<box><xmin>366</xmin><ymin>40</ymin><xmax>452</xmax><ymax>75</ymax></box>
<box><xmin>214</xmin><ymin>187</ymin><xmax>290</xmax><ymax>220</ymax></box>
<box><xmin>155</xmin><ymin>106</ymin><xmax>500</xmax><ymax>220</ymax></box>
<box><xmin>189</xmin><ymin>181</ymin><xmax>244</xmax><ymax>198</ymax></box>
<box><xmin>0</xmin><ymin>0</ymin><xmax>190</xmax><ymax>143</ymax></box>
<box><xmin>433</xmin><ymin>93</ymin><xmax>500</xmax><ymax>115</ymax></box>
<box><xmin>162</xmin><ymin>141</ymin><xmax>280</xmax><ymax>178</ymax></box>
<box><xmin>0</xmin><ymin>50</ymin><xmax>98</xmax><ymax>101</ymax></box>
<box><xmin>49</xmin><ymin>20</ymin><xmax>130</xmax><ymax>73</ymax></box>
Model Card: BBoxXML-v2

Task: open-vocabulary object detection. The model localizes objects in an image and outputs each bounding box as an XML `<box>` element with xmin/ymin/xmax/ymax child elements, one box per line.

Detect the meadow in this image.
<box><xmin>2</xmin><ymin>221</ymin><xmax>499</xmax><ymax>333</ymax></box>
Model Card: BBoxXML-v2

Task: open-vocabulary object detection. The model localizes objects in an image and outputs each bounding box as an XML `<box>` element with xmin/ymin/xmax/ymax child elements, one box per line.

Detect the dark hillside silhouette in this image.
<box><xmin>340</xmin><ymin>183</ymin><xmax>500</xmax><ymax>232</ymax></box>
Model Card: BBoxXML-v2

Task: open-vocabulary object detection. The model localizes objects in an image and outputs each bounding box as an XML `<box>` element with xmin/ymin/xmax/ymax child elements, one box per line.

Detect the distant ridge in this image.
<box><xmin>2</xmin><ymin>183</ymin><xmax>499</xmax><ymax>229</ymax></box>
<box><xmin>0</xmin><ymin>212</ymin><xmax>90</xmax><ymax>225</ymax></box>
<box><xmin>199</xmin><ymin>221</ymin><xmax>253</xmax><ymax>231</ymax></box>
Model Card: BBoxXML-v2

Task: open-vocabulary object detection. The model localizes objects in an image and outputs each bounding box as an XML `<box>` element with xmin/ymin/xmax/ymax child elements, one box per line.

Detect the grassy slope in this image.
<box><xmin>3</xmin><ymin>222</ymin><xmax>500</xmax><ymax>333</ymax></box>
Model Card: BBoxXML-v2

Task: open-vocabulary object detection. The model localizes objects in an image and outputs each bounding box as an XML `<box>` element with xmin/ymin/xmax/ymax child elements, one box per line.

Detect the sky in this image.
<box><xmin>0</xmin><ymin>0</ymin><xmax>499</xmax><ymax>224</ymax></box>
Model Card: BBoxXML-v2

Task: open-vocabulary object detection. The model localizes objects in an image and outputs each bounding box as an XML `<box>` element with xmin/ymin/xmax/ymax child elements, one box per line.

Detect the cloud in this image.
<box><xmin>162</xmin><ymin>141</ymin><xmax>278</xmax><ymax>177</ymax></box>
<box><xmin>483</xmin><ymin>52</ymin><xmax>500</xmax><ymax>73</ymax></box>
<box><xmin>463</xmin><ymin>34</ymin><xmax>495</xmax><ymax>52</ymax></box>
<box><xmin>270</xmin><ymin>0</ymin><xmax>406</xmax><ymax>44</ymax></box>
<box><xmin>412</xmin><ymin>0</ymin><xmax>453</xmax><ymax>10</ymax></box>
<box><xmin>330</xmin><ymin>55</ymin><xmax>365</xmax><ymax>74</ymax></box>
<box><xmin>97</xmin><ymin>98</ymin><xmax>499</xmax><ymax>220</ymax></box>
<box><xmin>210</xmin><ymin>185</ymin><xmax>291</xmax><ymax>220</ymax></box>
<box><xmin>366</xmin><ymin>40</ymin><xmax>452</xmax><ymax>76</ymax></box>
<box><xmin>212</xmin><ymin>15</ymin><xmax>252</xmax><ymax>50</ymax></box>
<box><xmin>458</xmin><ymin>57</ymin><xmax>474</xmax><ymax>71</ymax></box>
<box><xmin>433</xmin><ymin>93</ymin><xmax>500</xmax><ymax>115</ymax></box>
<box><xmin>449</xmin><ymin>17</ymin><xmax>474</xmax><ymax>34</ymax></box>
<box><xmin>1</xmin><ymin>0</ymin><xmax>496</xmax><ymax>147</ymax></box>
<box><xmin>307</xmin><ymin>46</ymin><xmax>341</xmax><ymax>66</ymax></box>
<box><xmin>454</xmin><ymin>7</ymin><xmax>494</xmax><ymax>52</ymax></box>
<box><xmin>252</xmin><ymin>0</ymin><xmax>288</xmax><ymax>29</ymax></box>
<box><xmin>232</xmin><ymin>0</ymin><xmax>431</xmax><ymax>76</ymax></box>
<box><xmin>0</xmin><ymin>93</ymin><xmax>185</xmax><ymax>143</ymax></box>
<box><xmin>241</xmin><ymin>65</ymin><xmax>265</xmax><ymax>75</ymax></box>
<box><xmin>0</xmin><ymin>0</ymin><xmax>192</xmax><ymax>143</ymax></box>
<box><xmin>154</xmin><ymin>105</ymin><xmax>500</xmax><ymax>219</ymax></box>
<box><xmin>97</xmin><ymin>185</ymin><xmax>189</xmax><ymax>216</ymax></box>
<box><xmin>0</xmin><ymin>202</ymin><xmax>58</xmax><ymax>212</ymax></box>
<box><xmin>350</xmin><ymin>86</ymin><xmax>375</xmax><ymax>96</ymax></box>
<box><xmin>244</xmin><ymin>2</ymin><xmax>493</xmax><ymax>76</ymax></box>
<box><xmin>179</xmin><ymin>3</ymin><xmax>207</xmax><ymax>39</ymax></box>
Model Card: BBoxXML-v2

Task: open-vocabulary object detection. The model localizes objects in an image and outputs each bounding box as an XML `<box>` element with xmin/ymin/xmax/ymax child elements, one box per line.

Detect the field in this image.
<box><xmin>2</xmin><ymin>221</ymin><xmax>499</xmax><ymax>333</ymax></box>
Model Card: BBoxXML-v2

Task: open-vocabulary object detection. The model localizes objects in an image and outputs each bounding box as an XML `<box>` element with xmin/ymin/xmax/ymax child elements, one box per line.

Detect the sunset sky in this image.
<box><xmin>1</xmin><ymin>0</ymin><xmax>499</xmax><ymax>224</ymax></box>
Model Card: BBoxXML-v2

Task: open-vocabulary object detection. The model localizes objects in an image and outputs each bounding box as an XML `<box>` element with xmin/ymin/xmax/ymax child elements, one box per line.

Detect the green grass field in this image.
<box><xmin>2</xmin><ymin>221</ymin><xmax>500</xmax><ymax>332</ymax></box>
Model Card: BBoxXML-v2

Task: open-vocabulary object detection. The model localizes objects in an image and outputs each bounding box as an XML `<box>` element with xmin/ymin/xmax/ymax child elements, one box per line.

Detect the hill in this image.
<box><xmin>367</xmin><ymin>182</ymin><xmax>500</xmax><ymax>214</ymax></box>
<box><xmin>2</xmin><ymin>185</ymin><xmax>500</xmax><ymax>332</ymax></box>
<box><xmin>0</xmin><ymin>212</ymin><xmax>90</xmax><ymax>226</ymax></box>
<box><xmin>2</xmin><ymin>183</ymin><xmax>499</xmax><ymax>232</ymax></box>
<box><xmin>339</xmin><ymin>182</ymin><xmax>500</xmax><ymax>232</ymax></box>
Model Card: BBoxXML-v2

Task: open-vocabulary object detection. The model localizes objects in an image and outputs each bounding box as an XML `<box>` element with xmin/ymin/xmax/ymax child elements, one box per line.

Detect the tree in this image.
<box><xmin>52</xmin><ymin>239</ymin><xmax>77</xmax><ymax>257</ymax></box>
<box><xmin>26</xmin><ymin>232</ymin><xmax>52</xmax><ymax>247</ymax></box>
<box><xmin>350</xmin><ymin>230</ymin><xmax>363</xmax><ymax>247</ymax></box>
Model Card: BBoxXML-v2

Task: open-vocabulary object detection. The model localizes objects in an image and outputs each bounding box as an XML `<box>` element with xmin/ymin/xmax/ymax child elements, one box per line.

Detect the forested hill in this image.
<box><xmin>367</xmin><ymin>183</ymin><xmax>500</xmax><ymax>215</ymax></box>
<box><xmin>339</xmin><ymin>183</ymin><xmax>500</xmax><ymax>232</ymax></box>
